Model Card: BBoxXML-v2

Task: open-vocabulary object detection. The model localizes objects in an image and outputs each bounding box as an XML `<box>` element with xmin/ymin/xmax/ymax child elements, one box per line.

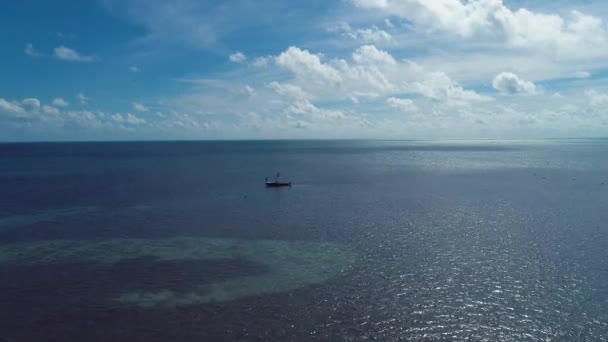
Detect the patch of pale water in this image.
<box><xmin>0</xmin><ymin>237</ymin><xmax>354</xmax><ymax>307</ymax></box>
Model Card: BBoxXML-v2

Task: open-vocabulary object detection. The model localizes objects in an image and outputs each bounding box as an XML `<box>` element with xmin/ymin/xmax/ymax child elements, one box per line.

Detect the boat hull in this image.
<box><xmin>265</xmin><ymin>182</ymin><xmax>291</xmax><ymax>188</ymax></box>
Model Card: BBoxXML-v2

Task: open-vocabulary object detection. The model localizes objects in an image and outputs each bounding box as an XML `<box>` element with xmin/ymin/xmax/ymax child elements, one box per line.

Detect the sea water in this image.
<box><xmin>1</xmin><ymin>140</ymin><xmax>607</xmax><ymax>341</ymax></box>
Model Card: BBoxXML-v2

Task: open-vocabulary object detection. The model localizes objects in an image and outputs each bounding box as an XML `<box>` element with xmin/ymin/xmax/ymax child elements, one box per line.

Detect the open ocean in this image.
<box><xmin>1</xmin><ymin>139</ymin><xmax>608</xmax><ymax>341</ymax></box>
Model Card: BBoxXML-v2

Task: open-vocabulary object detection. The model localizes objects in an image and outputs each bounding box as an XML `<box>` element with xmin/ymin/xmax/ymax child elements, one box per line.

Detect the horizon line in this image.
<box><xmin>1</xmin><ymin>137</ymin><xmax>607</xmax><ymax>144</ymax></box>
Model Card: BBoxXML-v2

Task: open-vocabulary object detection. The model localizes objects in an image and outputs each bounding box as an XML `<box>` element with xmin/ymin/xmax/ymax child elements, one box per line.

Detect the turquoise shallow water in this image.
<box><xmin>0</xmin><ymin>140</ymin><xmax>608</xmax><ymax>341</ymax></box>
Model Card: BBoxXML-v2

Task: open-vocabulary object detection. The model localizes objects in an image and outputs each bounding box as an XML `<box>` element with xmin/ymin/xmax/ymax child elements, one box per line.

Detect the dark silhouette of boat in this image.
<box><xmin>265</xmin><ymin>181</ymin><xmax>291</xmax><ymax>187</ymax></box>
<box><xmin>265</xmin><ymin>172</ymin><xmax>291</xmax><ymax>187</ymax></box>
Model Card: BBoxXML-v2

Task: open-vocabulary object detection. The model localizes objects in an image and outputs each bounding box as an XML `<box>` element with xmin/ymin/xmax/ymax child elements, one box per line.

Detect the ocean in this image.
<box><xmin>0</xmin><ymin>140</ymin><xmax>607</xmax><ymax>341</ymax></box>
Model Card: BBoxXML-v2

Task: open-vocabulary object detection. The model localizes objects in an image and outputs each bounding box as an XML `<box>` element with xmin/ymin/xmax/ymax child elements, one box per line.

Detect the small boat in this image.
<box><xmin>265</xmin><ymin>181</ymin><xmax>292</xmax><ymax>187</ymax></box>
<box><xmin>265</xmin><ymin>172</ymin><xmax>291</xmax><ymax>187</ymax></box>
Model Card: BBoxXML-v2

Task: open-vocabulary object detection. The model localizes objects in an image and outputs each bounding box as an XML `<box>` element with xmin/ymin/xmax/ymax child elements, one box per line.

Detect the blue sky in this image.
<box><xmin>1</xmin><ymin>0</ymin><xmax>608</xmax><ymax>141</ymax></box>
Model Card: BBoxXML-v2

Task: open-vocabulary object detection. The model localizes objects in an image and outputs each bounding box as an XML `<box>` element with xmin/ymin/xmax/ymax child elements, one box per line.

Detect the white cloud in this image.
<box><xmin>243</xmin><ymin>85</ymin><xmax>255</xmax><ymax>96</ymax></box>
<box><xmin>77</xmin><ymin>93</ymin><xmax>89</xmax><ymax>105</ymax></box>
<box><xmin>133</xmin><ymin>102</ymin><xmax>149</xmax><ymax>112</ymax></box>
<box><xmin>286</xmin><ymin>100</ymin><xmax>345</xmax><ymax>121</ymax></box>
<box><xmin>352</xmin><ymin>45</ymin><xmax>396</xmax><ymax>66</ymax></box>
<box><xmin>154</xmin><ymin>111</ymin><xmax>201</xmax><ymax>130</ymax></box>
<box><xmin>147</xmin><ymin>43</ymin><xmax>500</xmax><ymax>138</ymax></box>
<box><xmin>1</xmin><ymin>97</ymin><xmax>97</xmax><ymax>126</ymax></box>
<box><xmin>321</xmin><ymin>46</ymin><xmax>403</xmax><ymax>99</ymax></box>
<box><xmin>334</xmin><ymin>23</ymin><xmax>393</xmax><ymax>43</ymax></box>
<box><xmin>112</xmin><ymin>113</ymin><xmax>124</xmax><ymax>122</ymax></box>
<box><xmin>229</xmin><ymin>51</ymin><xmax>247</xmax><ymax>63</ymax></box>
<box><xmin>42</xmin><ymin>105</ymin><xmax>59</xmax><ymax>114</ymax></box>
<box><xmin>54</xmin><ymin>46</ymin><xmax>96</xmax><ymax>62</ymax></box>
<box><xmin>62</xmin><ymin>110</ymin><xmax>102</xmax><ymax>129</ymax></box>
<box><xmin>111</xmin><ymin>112</ymin><xmax>145</xmax><ymax>125</ymax></box>
<box><xmin>125</xmin><ymin>113</ymin><xmax>147</xmax><ymax>125</ymax></box>
<box><xmin>0</xmin><ymin>99</ymin><xmax>24</xmax><ymax>113</ymax></box>
<box><xmin>252</xmin><ymin>56</ymin><xmax>271</xmax><ymax>67</ymax></box>
<box><xmin>1</xmin><ymin>97</ymin><xmax>70</xmax><ymax>124</ymax></box>
<box><xmin>357</xmin><ymin>27</ymin><xmax>392</xmax><ymax>43</ymax></box>
<box><xmin>21</xmin><ymin>98</ymin><xmax>41</xmax><ymax>110</ymax></box>
<box><xmin>415</xmin><ymin>72</ymin><xmax>491</xmax><ymax>103</ymax></box>
<box><xmin>572</xmin><ymin>71</ymin><xmax>591</xmax><ymax>78</ymax></box>
<box><xmin>492</xmin><ymin>72</ymin><xmax>539</xmax><ymax>95</ymax></box>
<box><xmin>104</xmin><ymin>113</ymin><xmax>147</xmax><ymax>126</ymax></box>
<box><xmin>276</xmin><ymin>47</ymin><xmax>342</xmax><ymax>83</ymax></box>
<box><xmin>0</xmin><ymin>95</ymin><xmax>158</xmax><ymax>132</ymax></box>
<box><xmin>24</xmin><ymin>43</ymin><xmax>40</xmax><ymax>57</ymax></box>
<box><xmin>6</xmin><ymin>2</ymin><xmax>607</xmax><ymax>139</ymax></box>
<box><xmin>387</xmin><ymin>97</ymin><xmax>418</xmax><ymax>112</ymax></box>
<box><xmin>268</xmin><ymin>81</ymin><xmax>310</xmax><ymax>100</ymax></box>
<box><xmin>351</xmin><ymin>0</ymin><xmax>608</xmax><ymax>60</ymax></box>
<box><xmin>52</xmin><ymin>98</ymin><xmax>69</xmax><ymax>107</ymax></box>
<box><xmin>267</xmin><ymin>45</ymin><xmax>487</xmax><ymax>109</ymax></box>
<box><xmin>586</xmin><ymin>90</ymin><xmax>608</xmax><ymax>107</ymax></box>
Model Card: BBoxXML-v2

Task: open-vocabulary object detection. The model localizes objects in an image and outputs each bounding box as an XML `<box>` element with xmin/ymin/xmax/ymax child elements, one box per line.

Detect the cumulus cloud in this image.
<box><xmin>0</xmin><ymin>99</ymin><xmax>24</xmax><ymax>113</ymax></box>
<box><xmin>492</xmin><ymin>72</ymin><xmax>539</xmax><ymax>95</ymax></box>
<box><xmin>356</xmin><ymin>27</ymin><xmax>392</xmax><ymax>43</ymax></box>
<box><xmin>286</xmin><ymin>100</ymin><xmax>345</xmax><ymax>121</ymax></box>
<box><xmin>331</xmin><ymin>45</ymin><xmax>401</xmax><ymax>96</ymax></box>
<box><xmin>1</xmin><ymin>97</ymin><xmax>89</xmax><ymax>125</ymax></box>
<box><xmin>42</xmin><ymin>105</ymin><xmax>59</xmax><ymax>114</ymax></box>
<box><xmin>268</xmin><ymin>81</ymin><xmax>310</xmax><ymax>100</ymax></box>
<box><xmin>54</xmin><ymin>46</ymin><xmax>96</xmax><ymax>62</ymax></box>
<box><xmin>352</xmin><ymin>45</ymin><xmax>396</xmax><ymax>66</ymax></box>
<box><xmin>387</xmin><ymin>97</ymin><xmax>418</xmax><ymax>112</ymax></box>
<box><xmin>266</xmin><ymin>44</ymin><xmax>488</xmax><ymax>110</ymax></box>
<box><xmin>415</xmin><ymin>72</ymin><xmax>491</xmax><ymax>103</ymax></box>
<box><xmin>125</xmin><ymin>113</ymin><xmax>147</xmax><ymax>125</ymax></box>
<box><xmin>1</xmin><ymin>97</ymin><xmax>66</xmax><ymax>123</ymax></box>
<box><xmin>333</xmin><ymin>23</ymin><xmax>393</xmax><ymax>43</ymax></box>
<box><xmin>252</xmin><ymin>56</ymin><xmax>271</xmax><ymax>67</ymax></box>
<box><xmin>21</xmin><ymin>98</ymin><xmax>41</xmax><ymax>110</ymax></box>
<box><xmin>351</xmin><ymin>0</ymin><xmax>608</xmax><ymax>60</ymax></box>
<box><xmin>111</xmin><ymin>113</ymin><xmax>124</xmax><ymax>122</ymax></box>
<box><xmin>243</xmin><ymin>85</ymin><xmax>255</xmax><ymax>96</ymax></box>
<box><xmin>52</xmin><ymin>98</ymin><xmax>69</xmax><ymax>107</ymax></box>
<box><xmin>0</xmin><ymin>95</ymin><xmax>158</xmax><ymax>132</ymax></box>
<box><xmin>112</xmin><ymin>113</ymin><xmax>146</xmax><ymax>125</ymax></box>
<box><xmin>229</xmin><ymin>51</ymin><xmax>247</xmax><ymax>63</ymax></box>
<box><xmin>63</xmin><ymin>110</ymin><xmax>101</xmax><ymax>129</ymax></box>
<box><xmin>586</xmin><ymin>90</ymin><xmax>608</xmax><ymax>107</ymax></box>
<box><xmin>133</xmin><ymin>102</ymin><xmax>149</xmax><ymax>112</ymax></box>
<box><xmin>276</xmin><ymin>47</ymin><xmax>342</xmax><ymax>83</ymax></box>
<box><xmin>113</xmin><ymin>111</ymin><xmax>148</xmax><ymax>126</ymax></box>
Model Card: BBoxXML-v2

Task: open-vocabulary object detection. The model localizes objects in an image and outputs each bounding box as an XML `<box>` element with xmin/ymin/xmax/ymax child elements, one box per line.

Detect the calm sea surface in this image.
<box><xmin>1</xmin><ymin>140</ymin><xmax>608</xmax><ymax>341</ymax></box>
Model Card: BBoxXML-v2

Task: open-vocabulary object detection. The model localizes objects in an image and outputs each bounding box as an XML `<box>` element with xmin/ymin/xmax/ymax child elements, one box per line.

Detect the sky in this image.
<box><xmin>1</xmin><ymin>0</ymin><xmax>608</xmax><ymax>141</ymax></box>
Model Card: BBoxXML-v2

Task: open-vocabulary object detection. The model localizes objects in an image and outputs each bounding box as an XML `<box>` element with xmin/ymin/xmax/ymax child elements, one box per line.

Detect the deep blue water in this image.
<box><xmin>1</xmin><ymin>140</ymin><xmax>608</xmax><ymax>341</ymax></box>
